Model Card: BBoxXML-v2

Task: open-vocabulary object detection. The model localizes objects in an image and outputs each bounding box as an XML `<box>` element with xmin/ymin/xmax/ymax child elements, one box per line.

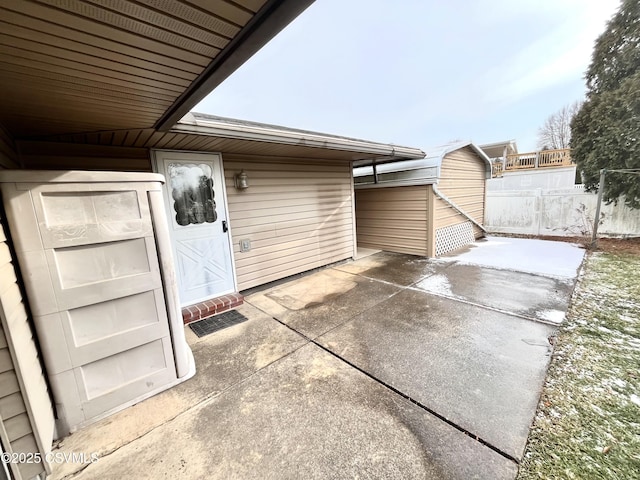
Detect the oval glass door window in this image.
<box><xmin>167</xmin><ymin>163</ymin><xmax>217</xmax><ymax>226</ymax></box>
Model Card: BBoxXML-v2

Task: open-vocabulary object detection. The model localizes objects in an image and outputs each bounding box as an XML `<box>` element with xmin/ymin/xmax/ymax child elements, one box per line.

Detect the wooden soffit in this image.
<box><xmin>0</xmin><ymin>0</ymin><xmax>313</xmax><ymax>139</ymax></box>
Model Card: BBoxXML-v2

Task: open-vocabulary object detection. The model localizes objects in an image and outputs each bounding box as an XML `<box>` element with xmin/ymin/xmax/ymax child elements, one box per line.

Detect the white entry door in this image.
<box><xmin>155</xmin><ymin>151</ymin><xmax>235</xmax><ymax>306</ymax></box>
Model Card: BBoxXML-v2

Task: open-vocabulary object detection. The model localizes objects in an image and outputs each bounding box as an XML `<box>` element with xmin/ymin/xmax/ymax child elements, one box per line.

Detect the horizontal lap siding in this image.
<box><xmin>355</xmin><ymin>186</ymin><xmax>428</xmax><ymax>256</ymax></box>
<box><xmin>0</xmin><ymin>216</ymin><xmax>53</xmax><ymax>480</ymax></box>
<box><xmin>223</xmin><ymin>156</ymin><xmax>355</xmax><ymax>290</ymax></box>
<box><xmin>435</xmin><ymin>147</ymin><xmax>486</xmax><ymax>237</ymax></box>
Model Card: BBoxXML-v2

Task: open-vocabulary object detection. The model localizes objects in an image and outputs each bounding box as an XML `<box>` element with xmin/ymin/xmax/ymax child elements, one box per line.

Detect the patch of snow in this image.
<box><xmin>445</xmin><ymin>236</ymin><xmax>585</xmax><ymax>279</ymax></box>
<box><xmin>631</xmin><ymin>394</ymin><xmax>640</xmax><ymax>407</ymax></box>
<box><xmin>415</xmin><ymin>274</ymin><xmax>454</xmax><ymax>297</ymax></box>
<box><xmin>628</xmin><ymin>339</ymin><xmax>640</xmax><ymax>349</ymax></box>
<box><xmin>538</xmin><ymin>309</ymin><xmax>566</xmax><ymax>324</ymax></box>
<box><xmin>598</xmin><ymin>326</ymin><xmax>614</xmax><ymax>334</ymax></box>
<box><xmin>613</xmin><ymin>378</ymin><xmax>626</xmax><ymax>388</ymax></box>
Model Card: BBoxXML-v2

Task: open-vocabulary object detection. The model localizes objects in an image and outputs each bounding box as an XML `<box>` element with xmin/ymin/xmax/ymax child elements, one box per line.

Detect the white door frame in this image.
<box><xmin>151</xmin><ymin>150</ymin><xmax>238</xmax><ymax>304</ymax></box>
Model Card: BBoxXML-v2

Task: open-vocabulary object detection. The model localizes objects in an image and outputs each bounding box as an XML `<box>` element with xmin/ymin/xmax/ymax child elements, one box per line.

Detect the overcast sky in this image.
<box><xmin>195</xmin><ymin>0</ymin><xmax>620</xmax><ymax>152</ymax></box>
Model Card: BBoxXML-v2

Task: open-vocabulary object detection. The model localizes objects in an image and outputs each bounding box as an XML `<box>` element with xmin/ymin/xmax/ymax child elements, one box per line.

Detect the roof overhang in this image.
<box><xmin>0</xmin><ymin>0</ymin><xmax>314</xmax><ymax>139</ymax></box>
<box><xmin>155</xmin><ymin>0</ymin><xmax>314</xmax><ymax>130</ymax></box>
<box><xmin>353</xmin><ymin>140</ymin><xmax>492</xmax><ymax>188</ymax></box>
<box><xmin>17</xmin><ymin>113</ymin><xmax>426</xmax><ymax>164</ymax></box>
<box><xmin>478</xmin><ymin>139</ymin><xmax>518</xmax><ymax>158</ymax></box>
<box><xmin>168</xmin><ymin>113</ymin><xmax>426</xmax><ymax>162</ymax></box>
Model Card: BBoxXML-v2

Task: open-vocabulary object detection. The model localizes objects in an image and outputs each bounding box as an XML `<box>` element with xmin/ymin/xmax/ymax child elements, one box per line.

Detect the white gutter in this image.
<box><xmin>173</xmin><ymin>114</ymin><xmax>425</xmax><ymax>160</ymax></box>
<box><xmin>433</xmin><ymin>184</ymin><xmax>487</xmax><ymax>233</ymax></box>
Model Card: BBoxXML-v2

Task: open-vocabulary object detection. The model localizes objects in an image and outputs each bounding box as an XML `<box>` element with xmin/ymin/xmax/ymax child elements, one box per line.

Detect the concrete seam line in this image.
<box><xmin>264</xmin><ymin>312</ymin><xmax>520</xmax><ymax>465</ymax></box>
<box><xmin>405</xmin><ymin>286</ymin><xmax>564</xmax><ymax>327</ymax></box>
<box><xmin>312</xmin><ymin>340</ymin><xmax>521</xmax><ymax>465</ymax></box>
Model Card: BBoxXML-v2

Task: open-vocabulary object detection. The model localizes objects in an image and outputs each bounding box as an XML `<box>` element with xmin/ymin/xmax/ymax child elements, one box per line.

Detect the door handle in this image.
<box><xmin>222</xmin><ymin>220</ymin><xmax>228</xmax><ymax>233</ymax></box>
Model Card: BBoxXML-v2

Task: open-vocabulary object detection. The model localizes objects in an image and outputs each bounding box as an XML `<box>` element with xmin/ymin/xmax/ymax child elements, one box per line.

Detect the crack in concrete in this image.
<box><xmin>258</xmin><ymin>304</ymin><xmax>521</xmax><ymax>466</ymax></box>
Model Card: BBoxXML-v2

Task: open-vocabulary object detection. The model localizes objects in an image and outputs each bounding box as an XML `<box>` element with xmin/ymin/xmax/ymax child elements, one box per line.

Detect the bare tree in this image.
<box><xmin>537</xmin><ymin>102</ymin><xmax>581</xmax><ymax>150</ymax></box>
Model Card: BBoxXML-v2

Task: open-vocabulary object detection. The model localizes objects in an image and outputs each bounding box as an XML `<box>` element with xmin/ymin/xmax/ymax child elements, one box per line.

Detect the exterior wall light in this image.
<box><xmin>234</xmin><ymin>170</ymin><xmax>249</xmax><ymax>190</ymax></box>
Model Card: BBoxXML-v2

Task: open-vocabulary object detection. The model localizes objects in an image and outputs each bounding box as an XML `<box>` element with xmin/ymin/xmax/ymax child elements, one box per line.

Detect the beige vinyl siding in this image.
<box><xmin>17</xmin><ymin>141</ymin><xmax>153</xmax><ymax>172</ymax></box>
<box><xmin>223</xmin><ymin>155</ymin><xmax>354</xmax><ymax>290</ymax></box>
<box><xmin>0</xmin><ymin>216</ymin><xmax>54</xmax><ymax>480</ymax></box>
<box><xmin>434</xmin><ymin>147</ymin><xmax>486</xmax><ymax>237</ymax></box>
<box><xmin>0</xmin><ymin>125</ymin><xmax>19</xmax><ymax>169</ymax></box>
<box><xmin>355</xmin><ymin>186</ymin><xmax>429</xmax><ymax>256</ymax></box>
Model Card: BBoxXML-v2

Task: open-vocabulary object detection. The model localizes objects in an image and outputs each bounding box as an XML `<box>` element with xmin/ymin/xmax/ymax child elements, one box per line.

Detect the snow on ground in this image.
<box><xmin>537</xmin><ymin>309</ymin><xmax>566</xmax><ymax>324</ymax></box>
<box><xmin>518</xmin><ymin>251</ymin><xmax>640</xmax><ymax>480</ymax></box>
<box><xmin>445</xmin><ymin>236</ymin><xmax>585</xmax><ymax>279</ymax></box>
<box><xmin>414</xmin><ymin>273</ymin><xmax>454</xmax><ymax>297</ymax></box>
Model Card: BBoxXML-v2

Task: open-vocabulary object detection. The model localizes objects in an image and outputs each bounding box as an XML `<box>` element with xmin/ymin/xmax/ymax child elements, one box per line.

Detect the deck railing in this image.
<box><xmin>491</xmin><ymin>161</ymin><xmax>503</xmax><ymax>177</ymax></box>
<box><xmin>504</xmin><ymin>148</ymin><xmax>572</xmax><ymax>171</ymax></box>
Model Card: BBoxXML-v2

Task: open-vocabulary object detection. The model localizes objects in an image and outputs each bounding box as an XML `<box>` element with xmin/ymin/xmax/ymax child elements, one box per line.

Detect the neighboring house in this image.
<box><xmin>353</xmin><ymin>142</ymin><xmax>491</xmax><ymax>257</ymax></box>
<box><xmin>0</xmin><ymin>2</ymin><xmax>428</xmax><ymax>479</ymax></box>
<box><xmin>479</xmin><ymin>139</ymin><xmax>519</xmax><ymax>162</ymax></box>
<box><xmin>481</xmin><ymin>140</ymin><xmax>576</xmax><ymax>190</ymax></box>
<box><xmin>480</xmin><ymin>140</ymin><xmax>574</xmax><ymax>181</ymax></box>
<box><xmin>479</xmin><ymin>139</ymin><xmax>518</xmax><ymax>177</ymax></box>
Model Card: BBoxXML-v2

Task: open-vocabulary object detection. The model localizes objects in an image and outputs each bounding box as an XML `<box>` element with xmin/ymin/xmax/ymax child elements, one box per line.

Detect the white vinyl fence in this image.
<box><xmin>485</xmin><ymin>186</ymin><xmax>640</xmax><ymax>238</ymax></box>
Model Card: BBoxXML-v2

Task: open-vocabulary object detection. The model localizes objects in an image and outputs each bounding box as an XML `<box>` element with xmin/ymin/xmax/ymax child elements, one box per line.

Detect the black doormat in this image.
<box><xmin>189</xmin><ymin>310</ymin><xmax>249</xmax><ymax>338</ymax></box>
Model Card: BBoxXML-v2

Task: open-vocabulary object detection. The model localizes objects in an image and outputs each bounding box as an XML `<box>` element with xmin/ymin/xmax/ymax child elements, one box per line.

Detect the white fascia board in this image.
<box><xmin>376</xmin><ymin>158</ymin><xmax>439</xmax><ymax>173</ymax></box>
<box><xmin>478</xmin><ymin>139</ymin><xmax>517</xmax><ymax>150</ymax></box>
<box><xmin>171</xmin><ymin>119</ymin><xmax>425</xmax><ymax>159</ymax></box>
<box><xmin>353</xmin><ymin>166</ymin><xmax>374</xmax><ymax>177</ymax></box>
<box><xmin>353</xmin><ymin>158</ymin><xmax>439</xmax><ymax>177</ymax></box>
<box><xmin>354</xmin><ymin>178</ymin><xmax>437</xmax><ymax>189</ymax></box>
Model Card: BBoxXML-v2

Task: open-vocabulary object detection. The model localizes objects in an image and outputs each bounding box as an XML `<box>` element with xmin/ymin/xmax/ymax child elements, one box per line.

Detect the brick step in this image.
<box><xmin>182</xmin><ymin>293</ymin><xmax>244</xmax><ymax>325</ymax></box>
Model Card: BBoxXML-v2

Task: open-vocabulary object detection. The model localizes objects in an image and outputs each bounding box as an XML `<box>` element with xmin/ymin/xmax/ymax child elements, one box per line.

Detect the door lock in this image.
<box><xmin>222</xmin><ymin>220</ymin><xmax>228</xmax><ymax>233</ymax></box>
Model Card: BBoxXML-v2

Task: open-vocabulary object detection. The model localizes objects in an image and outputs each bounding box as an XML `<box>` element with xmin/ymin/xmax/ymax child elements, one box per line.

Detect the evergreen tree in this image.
<box><xmin>570</xmin><ymin>0</ymin><xmax>640</xmax><ymax>208</ymax></box>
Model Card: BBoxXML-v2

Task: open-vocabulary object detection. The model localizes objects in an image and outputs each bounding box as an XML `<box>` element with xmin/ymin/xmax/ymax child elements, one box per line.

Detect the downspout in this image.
<box><xmin>432</xmin><ymin>184</ymin><xmax>487</xmax><ymax>233</ymax></box>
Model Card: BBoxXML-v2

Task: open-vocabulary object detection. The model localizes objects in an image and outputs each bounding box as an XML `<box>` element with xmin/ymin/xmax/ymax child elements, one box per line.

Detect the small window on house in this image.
<box><xmin>167</xmin><ymin>163</ymin><xmax>217</xmax><ymax>226</ymax></box>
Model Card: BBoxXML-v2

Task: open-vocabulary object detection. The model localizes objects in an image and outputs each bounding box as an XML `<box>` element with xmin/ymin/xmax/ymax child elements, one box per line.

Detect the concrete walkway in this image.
<box><xmin>52</xmin><ymin>237</ymin><xmax>585</xmax><ymax>479</ymax></box>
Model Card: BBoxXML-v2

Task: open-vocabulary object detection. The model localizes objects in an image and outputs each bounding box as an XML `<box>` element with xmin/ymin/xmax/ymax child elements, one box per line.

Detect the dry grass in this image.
<box><xmin>517</xmin><ymin>251</ymin><xmax>640</xmax><ymax>479</ymax></box>
<box><xmin>543</xmin><ymin>236</ymin><xmax>640</xmax><ymax>255</ymax></box>
<box><xmin>492</xmin><ymin>233</ymin><xmax>640</xmax><ymax>255</ymax></box>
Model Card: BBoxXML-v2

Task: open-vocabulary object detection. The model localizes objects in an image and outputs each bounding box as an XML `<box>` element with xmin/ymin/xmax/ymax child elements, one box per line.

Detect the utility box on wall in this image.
<box><xmin>0</xmin><ymin>170</ymin><xmax>195</xmax><ymax>437</ymax></box>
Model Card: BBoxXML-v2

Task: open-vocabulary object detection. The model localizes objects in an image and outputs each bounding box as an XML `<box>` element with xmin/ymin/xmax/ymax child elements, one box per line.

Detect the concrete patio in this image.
<box><xmin>50</xmin><ymin>236</ymin><xmax>585</xmax><ymax>479</ymax></box>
